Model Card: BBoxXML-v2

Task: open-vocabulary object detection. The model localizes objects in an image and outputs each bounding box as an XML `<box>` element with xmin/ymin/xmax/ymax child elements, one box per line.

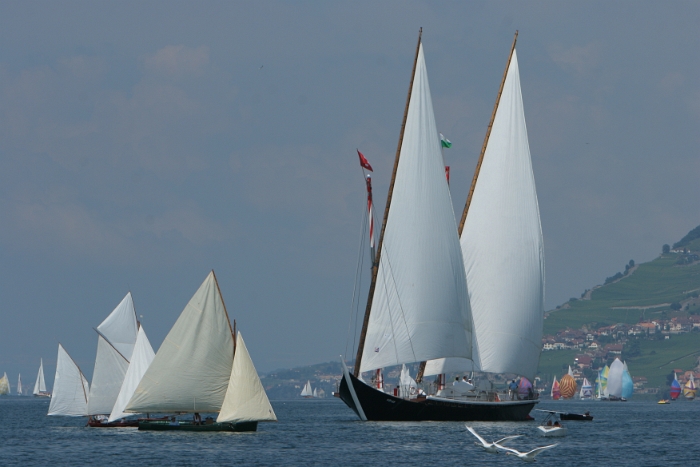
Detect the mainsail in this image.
<box><xmin>34</xmin><ymin>359</ymin><xmax>47</xmax><ymax>395</ymax></box>
<box><xmin>97</xmin><ymin>292</ymin><xmax>139</xmax><ymax>360</ymax></box>
<box><xmin>358</xmin><ymin>42</ymin><xmax>471</xmax><ymax>374</ymax></box>
<box><xmin>48</xmin><ymin>344</ymin><xmax>90</xmax><ymax>416</ymax></box>
<box><xmin>108</xmin><ymin>326</ymin><xmax>155</xmax><ymax>422</ymax></box>
<box><xmin>126</xmin><ymin>271</ymin><xmax>234</xmax><ymax>413</ymax></box>
<box><xmin>217</xmin><ymin>332</ymin><xmax>277</xmax><ymax>423</ymax></box>
<box><xmin>17</xmin><ymin>374</ymin><xmax>22</xmax><ymax>396</ymax></box>
<box><xmin>458</xmin><ymin>48</ymin><xmax>544</xmax><ymax>380</ymax></box>
<box><xmin>0</xmin><ymin>373</ymin><xmax>9</xmax><ymax>395</ymax></box>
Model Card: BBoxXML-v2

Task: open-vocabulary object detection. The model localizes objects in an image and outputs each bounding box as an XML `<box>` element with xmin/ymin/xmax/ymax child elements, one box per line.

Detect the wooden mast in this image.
<box><xmin>416</xmin><ymin>31</ymin><xmax>518</xmax><ymax>384</ymax></box>
<box><xmin>353</xmin><ymin>28</ymin><xmax>423</xmax><ymax>378</ymax></box>
<box><xmin>458</xmin><ymin>30</ymin><xmax>518</xmax><ymax>235</ymax></box>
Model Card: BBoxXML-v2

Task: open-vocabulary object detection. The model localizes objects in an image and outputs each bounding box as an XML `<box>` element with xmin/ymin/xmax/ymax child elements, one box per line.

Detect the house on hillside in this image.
<box><xmin>574</xmin><ymin>355</ymin><xmax>593</xmax><ymax>369</ymax></box>
<box><xmin>604</xmin><ymin>344</ymin><xmax>623</xmax><ymax>358</ymax></box>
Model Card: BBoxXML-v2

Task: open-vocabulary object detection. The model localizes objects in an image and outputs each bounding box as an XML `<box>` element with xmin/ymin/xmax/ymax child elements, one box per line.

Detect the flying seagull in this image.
<box><xmin>466</xmin><ymin>426</ymin><xmax>522</xmax><ymax>453</ymax></box>
<box><xmin>494</xmin><ymin>443</ymin><xmax>558</xmax><ymax>462</ymax></box>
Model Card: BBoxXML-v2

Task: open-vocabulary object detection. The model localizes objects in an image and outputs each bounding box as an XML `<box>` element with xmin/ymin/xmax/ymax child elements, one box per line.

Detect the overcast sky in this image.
<box><xmin>1</xmin><ymin>1</ymin><xmax>699</xmax><ymax>385</ymax></box>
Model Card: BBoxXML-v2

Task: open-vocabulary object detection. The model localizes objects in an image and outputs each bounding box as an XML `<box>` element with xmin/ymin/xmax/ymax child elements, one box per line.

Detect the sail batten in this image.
<box><xmin>459</xmin><ymin>49</ymin><xmax>544</xmax><ymax>380</ymax></box>
<box><xmin>125</xmin><ymin>271</ymin><xmax>234</xmax><ymax>413</ymax></box>
<box><xmin>359</xmin><ymin>43</ymin><xmax>472</xmax><ymax>373</ymax></box>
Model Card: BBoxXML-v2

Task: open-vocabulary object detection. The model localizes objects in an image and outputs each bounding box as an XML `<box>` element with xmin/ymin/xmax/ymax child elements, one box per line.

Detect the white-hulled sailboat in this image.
<box><xmin>33</xmin><ymin>359</ymin><xmax>50</xmax><ymax>397</ymax></box>
<box><xmin>301</xmin><ymin>381</ymin><xmax>313</xmax><ymax>398</ymax></box>
<box><xmin>338</xmin><ymin>30</ymin><xmax>536</xmax><ymax>421</ymax></box>
<box><xmin>125</xmin><ymin>271</ymin><xmax>276</xmax><ymax>431</ymax></box>
<box><xmin>422</xmin><ymin>31</ymin><xmax>543</xmax><ymax>407</ymax></box>
<box><xmin>48</xmin><ymin>344</ymin><xmax>90</xmax><ymax>417</ymax></box>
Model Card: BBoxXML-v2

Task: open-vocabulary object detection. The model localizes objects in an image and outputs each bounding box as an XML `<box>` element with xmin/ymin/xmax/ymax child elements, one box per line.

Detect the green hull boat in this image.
<box><xmin>138</xmin><ymin>420</ymin><xmax>258</xmax><ymax>432</ymax></box>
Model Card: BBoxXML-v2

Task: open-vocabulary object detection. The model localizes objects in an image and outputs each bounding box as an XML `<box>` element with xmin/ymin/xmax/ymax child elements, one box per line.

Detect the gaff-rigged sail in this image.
<box><xmin>358</xmin><ymin>42</ymin><xmax>472</xmax><ymax>374</ymax></box>
<box><xmin>125</xmin><ymin>271</ymin><xmax>234</xmax><ymax>414</ymax></box>
<box><xmin>459</xmin><ymin>49</ymin><xmax>544</xmax><ymax>381</ymax></box>
<box><xmin>48</xmin><ymin>344</ymin><xmax>90</xmax><ymax>416</ymax></box>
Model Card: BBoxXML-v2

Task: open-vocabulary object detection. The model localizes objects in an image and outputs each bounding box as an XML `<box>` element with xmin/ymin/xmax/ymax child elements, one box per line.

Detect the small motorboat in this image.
<box><xmin>657</xmin><ymin>399</ymin><xmax>671</xmax><ymax>404</ymax></box>
<box><xmin>537</xmin><ymin>411</ymin><xmax>567</xmax><ymax>437</ymax></box>
<box><xmin>560</xmin><ymin>411</ymin><xmax>593</xmax><ymax>421</ymax></box>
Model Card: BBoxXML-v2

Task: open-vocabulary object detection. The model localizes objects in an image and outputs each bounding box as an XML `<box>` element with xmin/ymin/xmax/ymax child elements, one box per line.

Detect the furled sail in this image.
<box><xmin>459</xmin><ymin>49</ymin><xmax>544</xmax><ymax>380</ymax></box>
<box><xmin>606</xmin><ymin>358</ymin><xmax>624</xmax><ymax>398</ymax></box>
<box><xmin>217</xmin><ymin>332</ymin><xmax>277</xmax><ymax>423</ymax></box>
<box><xmin>126</xmin><ymin>271</ymin><xmax>234</xmax><ymax>413</ymax></box>
<box><xmin>48</xmin><ymin>344</ymin><xmax>90</xmax><ymax>416</ymax></box>
<box><xmin>97</xmin><ymin>292</ymin><xmax>139</xmax><ymax>361</ymax></box>
<box><xmin>108</xmin><ymin>326</ymin><xmax>155</xmax><ymax>421</ymax></box>
<box><xmin>0</xmin><ymin>373</ymin><xmax>9</xmax><ymax>395</ymax></box>
<box><xmin>34</xmin><ymin>359</ymin><xmax>47</xmax><ymax>395</ymax></box>
<box><xmin>359</xmin><ymin>43</ymin><xmax>472</xmax><ymax>373</ymax></box>
<box><xmin>87</xmin><ymin>335</ymin><xmax>129</xmax><ymax>415</ymax></box>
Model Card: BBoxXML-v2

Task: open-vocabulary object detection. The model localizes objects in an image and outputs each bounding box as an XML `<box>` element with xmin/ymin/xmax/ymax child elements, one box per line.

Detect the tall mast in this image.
<box><xmin>353</xmin><ymin>28</ymin><xmax>423</xmax><ymax>377</ymax></box>
<box><xmin>457</xmin><ymin>31</ymin><xmax>518</xmax><ymax>235</ymax></box>
<box><xmin>416</xmin><ymin>31</ymin><xmax>518</xmax><ymax>384</ymax></box>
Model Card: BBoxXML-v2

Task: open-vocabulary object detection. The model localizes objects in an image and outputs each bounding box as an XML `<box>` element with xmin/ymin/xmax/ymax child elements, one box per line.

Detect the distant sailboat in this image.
<box><xmin>0</xmin><ymin>373</ymin><xmax>9</xmax><ymax>395</ymax></box>
<box><xmin>339</xmin><ymin>30</ymin><xmax>537</xmax><ymax>422</ymax></box>
<box><xmin>48</xmin><ymin>344</ymin><xmax>90</xmax><ymax>417</ymax></box>
<box><xmin>33</xmin><ymin>359</ymin><xmax>50</xmax><ymax>397</ymax></box>
<box><xmin>606</xmin><ymin>358</ymin><xmax>624</xmax><ymax>400</ymax></box>
<box><xmin>301</xmin><ymin>381</ymin><xmax>313</xmax><ymax>398</ymax></box>
<box><xmin>683</xmin><ymin>373</ymin><xmax>696</xmax><ymax>400</ymax></box>
<box><xmin>551</xmin><ymin>376</ymin><xmax>560</xmax><ymax>400</ymax></box>
<box><xmin>579</xmin><ymin>378</ymin><xmax>592</xmax><ymax>399</ymax></box>
<box><xmin>312</xmin><ymin>388</ymin><xmax>318</xmax><ymax>398</ymax></box>
<box><xmin>559</xmin><ymin>373</ymin><xmax>576</xmax><ymax>399</ymax></box>
<box><xmin>17</xmin><ymin>374</ymin><xmax>23</xmax><ymax>396</ymax></box>
<box><xmin>670</xmin><ymin>373</ymin><xmax>681</xmax><ymax>400</ymax></box>
<box><xmin>125</xmin><ymin>271</ymin><xmax>276</xmax><ymax>432</ymax></box>
<box><xmin>621</xmin><ymin>362</ymin><xmax>634</xmax><ymax>400</ymax></box>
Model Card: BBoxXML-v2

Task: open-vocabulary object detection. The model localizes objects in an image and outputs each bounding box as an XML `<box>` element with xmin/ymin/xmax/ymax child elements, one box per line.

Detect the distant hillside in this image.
<box><xmin>542</xmin><ymin>224</ymin><xmax>700</xmax><ymax>390</ymax></box>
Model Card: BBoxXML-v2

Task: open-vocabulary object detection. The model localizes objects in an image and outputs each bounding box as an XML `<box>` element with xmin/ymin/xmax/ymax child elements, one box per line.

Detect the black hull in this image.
<box><xmin>339</xmin><ymin>372</ymin><xmax>537</xmax><ymax>421</ymax></box>
<box><xmin>138</xmin><ymin>420</ymin><xmax>258</xmax><ymax>432</ymax></box>
<box><xmin>559</xmin><ymin>413</ymin><xmax>593</xmax><ymax>421</ymax></box>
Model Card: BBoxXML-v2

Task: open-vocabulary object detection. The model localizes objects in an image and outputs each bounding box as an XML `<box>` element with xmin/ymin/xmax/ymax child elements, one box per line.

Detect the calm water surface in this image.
<box><xmin>1</xmin><ymin>396</ymin><xmax>698</xmax><ymax>466</ymax></box>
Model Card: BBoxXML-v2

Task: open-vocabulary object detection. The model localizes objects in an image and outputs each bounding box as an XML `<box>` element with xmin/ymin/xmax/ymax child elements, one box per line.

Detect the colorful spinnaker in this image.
<box><xmin>551</xmin><ymin>376</ymin><xmax>560</xmax><ymax>400</ymax></box>
<box><xmin>518</xmin><ymin>377</ymin><xmax>533</xmax><ymax>399</ymax></box>
<box><xmin>621</xmin><ymin>362</ymin><xmax>634</xmax><ymax>400</ymax></box>
<box><xmin>670</xmin><ymin>373</ymin><xmax>681</xmax><ymax>400</ymax></box>
<box><xmin>559</xmin><ymin>373</ymin><xmax>577</xmax><ymax>399</ymax></box>
<box><xmin>580</xmin><ymin>378</ymin><xmax>592</xmax><ymax>399</ymax></box>
<box><xmin>684</xmin><ymin>373</ymin><xmax>696</xmax><ymax>400</ymax></box>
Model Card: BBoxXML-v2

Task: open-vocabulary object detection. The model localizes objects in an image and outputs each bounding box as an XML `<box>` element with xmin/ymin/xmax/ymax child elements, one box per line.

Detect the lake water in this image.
<box><xmin>1</xmin><ymin>396</ymin><xmax>698</xmax><ymax>465</ymax></box>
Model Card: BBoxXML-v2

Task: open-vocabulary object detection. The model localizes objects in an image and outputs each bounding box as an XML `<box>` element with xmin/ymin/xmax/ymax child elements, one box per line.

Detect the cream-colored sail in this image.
<box><xmin>126</xmin><ymin>271</ymin><xmax>234</xmax><ymax>413</ymax></box>
<box><xmin>87</xmin><ymin>335</ymin><xmax>129</xmax><ymax>415</ymax></box>
<box><xmin>0</xmin><ymin>373</ymin><xmax>9</xmax><ymax>395</ymax></box>
<box><xmin>17</xmin><ymin>374</ymin><xmax>23</xmax><ymax>395</ymax></box>
<box><xmin>48</xmin><ymin>344</ymin><xmax>90</xmax><ymax>416</ymax></box>
<box><xmin>217</xmin><ymin>332</ymin><xmax>276</xmax><ymax>423</ymax></box>
<box><xmin>109</xmin><ymin>326</ymin><xmax>155</xmax><ymax>421</ymax></box>
<box><xmin>97</xmin><ymin>292</ymin><xmax>139</xmax><ymax>361</ymax></box>
<box><xmin>359</xmin><ymin>43</ymin><xmax>472</xmax><ymax>373</ymax></box>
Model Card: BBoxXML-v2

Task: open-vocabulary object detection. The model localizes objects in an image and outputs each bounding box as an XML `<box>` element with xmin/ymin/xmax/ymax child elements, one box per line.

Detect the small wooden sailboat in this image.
<box><xmin>33</xmin><ymin>359</ymin><xmax>51</xmax><ymax>397</ymax></box>
<box><xmin>48</xmin><ymin>344</ymin><xmax>90</xmax><ymax>416</ymax></box>
<box><xmin>301</xmin><ymin>381</ymin><xmax>313</xmax><ymax>398</ymax></box>
<box><xmin>0</xmin><ymin>373</ymin><xmax>9</xmax><ymax>395</ymax></box>
<box><xmin>339</xmin><ymin>30</ymin><xmax>539</xmax><ymax>422</ymax></box>
<box><xmin>125</xmin><ymin>271</ymin><xmax>276</xmax><ymax>432</ymax></box>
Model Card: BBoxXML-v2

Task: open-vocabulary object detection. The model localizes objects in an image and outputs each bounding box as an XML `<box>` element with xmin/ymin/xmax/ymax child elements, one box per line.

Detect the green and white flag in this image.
<box><xmin>440</xmin><ymin>133</ymin><xmax>452</xmax><ymax>148</ymax></box>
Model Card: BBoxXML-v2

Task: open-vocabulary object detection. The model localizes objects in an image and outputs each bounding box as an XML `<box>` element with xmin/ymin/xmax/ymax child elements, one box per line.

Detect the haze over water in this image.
<box><xmin>1</xmin><ymin>397</ymin><xmax>698</xmax><ymax>465</ymax></box>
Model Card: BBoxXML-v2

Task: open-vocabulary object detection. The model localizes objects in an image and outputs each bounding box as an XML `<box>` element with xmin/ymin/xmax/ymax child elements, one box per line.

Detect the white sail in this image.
<box><xmin>606</xmin><ymin>358</ymin><xmax>624</xmax><ymax>398</ymax></box>
<box><xmin>34</xmin><ymin>359</ymin><xmax>47</xmax><ymax>394</ymax></box>
<box><xmin>359</xmin><ymin>43</ymin><xmax>472</xmax><ymax>373</ymax></box>
<box><xmin>399</xmin><ymin>364</ymin><xmax>418</xmax><ymax>398</ymax></box>
<box><xmin>0</xmin><ymin>373</ymin><xmax>9</xmax><ymax>395</ymax></box>
<box><xmin>87</xmin><ymin>335</ymin><xmax>130</xmax><ymax>415</ymax></box>
<box><xmin>126</xmin><ymin>271</ymin><xmax>234</xmax><ymax>413</ymax></box>
<box><xmin>459</xmin><ymin>49</ymin><xmax>544</xmax><ymax>380</ymax></box>
<box><xmin>17</xmin><ymin>374</ymin><xmax>22</xmax><ymax>395</ymax></box>
<box><xmin>48</xmin><ymin>344</ymin><xmax>90</xmax><ymax>416</ymax></box>
<box><xmin>217</xmin><ymin>332</ymin><xmax>277</xmax><ymax>423</ymax></box>
<box><xmin>108</xmin><ymin>326</ymin><xmax>156</xmax><ymax>421</ymax></box>
<box><xmin>423</xmin><ymin>356</ymin><xmax>475</xmax><ymax>377</ymax></box>
<box><xmin>300</xmin><ymin>381</ymin><xmax>313</xmax><ymax>397</ymax></box>
<box><xmin>97</xmin><ymin>292</ymin><xmax>139</xmax><ymax>361</ymax></box>
<box><xmin>313</xmin><ymin>388</ymin><xmax>318</xmax><ymax>398</ymax></box>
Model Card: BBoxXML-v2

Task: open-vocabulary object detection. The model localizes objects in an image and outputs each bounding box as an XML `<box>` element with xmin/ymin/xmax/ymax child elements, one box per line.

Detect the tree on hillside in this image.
<box><xmin>663</xmin><ymin>244</ymin><xmax>670</xmax><ymax>254</ymax></box>
<box><xmin>673</xmin><ymin>225</ymin><xmax>700</xmax><ymax>249</ymax></box>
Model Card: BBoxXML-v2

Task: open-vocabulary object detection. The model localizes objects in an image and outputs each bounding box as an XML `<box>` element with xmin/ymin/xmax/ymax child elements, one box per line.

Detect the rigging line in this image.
<box><xmin>377</xmin><ymin>245</ymin><xmax>402</xmax><ymax>368</ymax></box>
<box><xmin>345</xmin><ymin>206</ymin><xmax>367</xmax><ymax>360</ymax></box>
<box><xmin>380</xmin><ymin>240</ymin><xmax>418</xmax><ymax>365</ymax></box>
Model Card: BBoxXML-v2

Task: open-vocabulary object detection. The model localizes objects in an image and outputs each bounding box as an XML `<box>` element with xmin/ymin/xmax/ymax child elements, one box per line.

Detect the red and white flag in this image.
<box><xmin>357</xmin><ymin>149</ymin><xmax>373</xmax><ymax>171</ymax></box>
<box><xmin>445</xmin><ymin>166</ymin><xmax>450</xmax><ymax>184</ymax></box>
